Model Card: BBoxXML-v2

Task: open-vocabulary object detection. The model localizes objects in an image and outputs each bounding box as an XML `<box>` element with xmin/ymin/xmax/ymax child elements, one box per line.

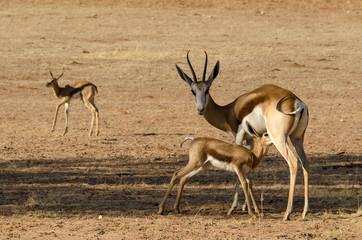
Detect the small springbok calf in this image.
<box><xmin>45</xmin><ymin>71</ymin><xmax>99</xmax><ymax>136</ymax></box>
<box><xmin>158</xmin><ymin>123</ymin><xmax>272</xmax><ymax>217</ymax></box>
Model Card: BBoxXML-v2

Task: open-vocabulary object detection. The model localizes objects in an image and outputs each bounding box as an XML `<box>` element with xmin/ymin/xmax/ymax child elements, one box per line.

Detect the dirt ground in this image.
<box><xmin>0</xmin><ymin>0</ymin><xmax>361</xmax><ymax>239</ymax></box>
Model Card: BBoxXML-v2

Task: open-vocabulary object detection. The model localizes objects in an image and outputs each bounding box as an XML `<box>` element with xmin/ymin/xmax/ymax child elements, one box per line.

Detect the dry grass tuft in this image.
<box><xmin>25</xmin><ymin>192</ymin><xmax>42</xmax><ymax>210</ymax></box>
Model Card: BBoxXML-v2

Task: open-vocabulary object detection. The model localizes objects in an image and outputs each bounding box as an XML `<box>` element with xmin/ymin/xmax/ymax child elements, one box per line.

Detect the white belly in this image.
<box><xmin>71</xmin><ymin>91</ymin><xmax>82</xmax><ymax>99</ymax></box>
<box><xmin>205</xmin><ymin>156</ymin><xmax>235</xmax><ymax>172</ymax></box>
<box><xmin>236</xmin><ymin>106</ymin><xmax>266</xmax><ymax>145</ymax></box>
<box><xmin>242</xmin><ymin>106</ymin><xmax>266</xmax><ymax>134</ymax></box>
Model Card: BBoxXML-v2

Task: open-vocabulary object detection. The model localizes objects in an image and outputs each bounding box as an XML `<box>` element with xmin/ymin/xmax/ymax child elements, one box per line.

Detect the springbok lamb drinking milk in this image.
<box><xmin>158</xmin><ymin>123</ymin><xmax>272</xmax><ymax>217</ymax></box>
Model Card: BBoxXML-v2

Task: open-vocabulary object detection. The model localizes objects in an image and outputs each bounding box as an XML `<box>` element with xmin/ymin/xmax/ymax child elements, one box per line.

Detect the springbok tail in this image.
<box><xmin>180</xmin><ymin>137</ymin><xmax>194</xmax><ymax>147</ymax></box>
<box><xmin>276</xmin><ymin>96</ymin><xmax>303</xmax><ymax>115</ymax></box>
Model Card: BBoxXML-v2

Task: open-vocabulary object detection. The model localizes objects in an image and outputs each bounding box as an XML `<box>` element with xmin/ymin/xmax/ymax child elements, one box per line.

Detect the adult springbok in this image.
<box><xmin>158</xmin><ymin>126</ymin><xmax>272</xmax><ymax>217</ymax></box>
<box><xmin>175</xmin><ymin>51</ymin><xmax>309</xmax><ymax>220</ymax></box>
<box><xmin>45</xmin><ymin>71</ymin><xmax>99</xmax><ymax>136</ymax></box>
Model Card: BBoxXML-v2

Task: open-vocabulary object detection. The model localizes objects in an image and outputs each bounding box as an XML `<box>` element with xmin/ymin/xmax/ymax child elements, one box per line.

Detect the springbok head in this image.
<box><xmin>45</xmin><ymin>71</ymin><xmax>64</xmax><ymax>88</ymax></box>
<box><xmin>175</xmin><ymin>51</ymin><xmax>219</xmax><ymax>115</ymax></box>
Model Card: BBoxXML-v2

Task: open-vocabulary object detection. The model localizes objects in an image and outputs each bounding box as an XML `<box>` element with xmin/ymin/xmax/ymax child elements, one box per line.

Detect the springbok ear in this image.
<box><xmin>49</xmin><ymin>71</ymin><xmax>54</xmax><ymax>78</ymax></box>
<box><xmin>206</xmin><ymin>60</ymin><xmax>219</xmax><ymax>86</ymax></box>
<box><xmin>57</xmin><ymin>72</ymin><xmax>64</xmax><ymax>80</ymax></box>
<box><xmin>246</xmin><ymin>121</ymin><xmax>261</xmax><ymax>138</ymax></box>
<box><xmin>175</xmin><ymin>64</ymin><xmax>193</xmax><ymax>86</ymax></box>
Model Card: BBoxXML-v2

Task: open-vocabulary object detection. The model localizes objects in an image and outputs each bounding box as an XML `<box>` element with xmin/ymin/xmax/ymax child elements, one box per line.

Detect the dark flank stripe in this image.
<box><xmin>207</xmin><ymin>149</ymin><xmax>233</xmax><ymax>163</ymax></box>
<box><xmin>60</xmin><ymin>83</ymin><xmax>96</xmax><ymax>102</ymax></box>
<box><xmin>69</xmin><ymin>83</ymin><xmax>94</xmax><ymax>95</ymax></box>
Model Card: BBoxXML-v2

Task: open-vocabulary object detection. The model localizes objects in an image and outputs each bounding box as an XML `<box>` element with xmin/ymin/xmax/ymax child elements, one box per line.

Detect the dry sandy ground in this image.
<box><xmin>0</xmin><ymin>0</ymin><xmax>361</xmax><ymax>239</ymax></box>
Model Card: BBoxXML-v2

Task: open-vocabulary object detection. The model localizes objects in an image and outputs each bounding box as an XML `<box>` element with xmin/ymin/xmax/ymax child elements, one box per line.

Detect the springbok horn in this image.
<box><xmin>202</xmin><ymin>51</ymin><xmax>208</xmax><ymax>82</ymax></box>
<box><xmin>186</xmin><ymin>50</ymin><xmax>197</xmax><ymax>83</ymax></box>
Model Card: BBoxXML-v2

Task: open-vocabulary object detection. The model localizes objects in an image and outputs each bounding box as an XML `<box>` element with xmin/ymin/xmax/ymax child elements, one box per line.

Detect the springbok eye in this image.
<box><xmin>191</xmin><ymin>90</ymin><xmax>196</xmax><ymax>96</ymax></box>
<box><xmin>264</xmin><ymin>133</ymin><xmax>269</xmax><ymax>137</ymax></box>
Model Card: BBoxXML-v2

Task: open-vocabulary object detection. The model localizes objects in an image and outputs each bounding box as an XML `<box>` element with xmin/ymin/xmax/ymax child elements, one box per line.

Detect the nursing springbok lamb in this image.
<box><xmin>158</xmin><ymin>124</ymin><xmax>272</xmax><ymax>217</ymax></box>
